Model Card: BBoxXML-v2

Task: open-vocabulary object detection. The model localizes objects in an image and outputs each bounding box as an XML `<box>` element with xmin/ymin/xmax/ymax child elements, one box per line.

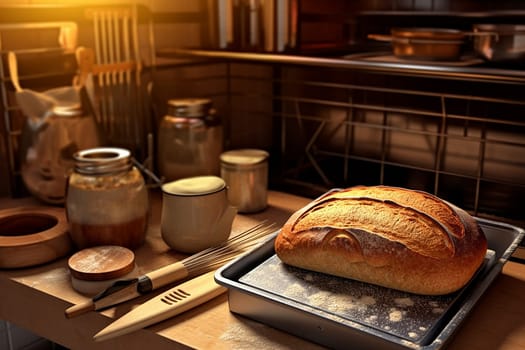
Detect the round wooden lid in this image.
<box><xmin>68</xmin><ymin>245</ymin><xmax>135</xmax><ymax>281</ymax></box>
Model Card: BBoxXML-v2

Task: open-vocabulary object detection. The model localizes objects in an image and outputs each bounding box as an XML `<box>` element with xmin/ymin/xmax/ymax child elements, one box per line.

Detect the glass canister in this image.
<box><xmin>220</xmin><ymin>149</ymin><xmax>269</xmax><ymax>213</ymax></box>
<box><xmin>157</xmin><ymin>98</ymin><xmax>223</xmax><ymax>181</ymax></box>
<box><xmin>20</xmin><ymin>103</ymin><xmax>101</xmax><ymax>204</ymax></box>
<box><xmin>66</xmin><ymin>147</ymin><xmax>149</xmax><ymax>249</ymax></box>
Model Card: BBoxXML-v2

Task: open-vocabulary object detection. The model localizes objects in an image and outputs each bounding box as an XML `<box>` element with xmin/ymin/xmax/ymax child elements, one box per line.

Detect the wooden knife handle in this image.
<box><xmin>65</xmin><ymin>300</ymin><xmax>95</xmax><ymax>319</ymax></box>
<box><xmin>145</xmin><ymin>261</ymin><xmax>189</xmax><ymax>290</ymax></box>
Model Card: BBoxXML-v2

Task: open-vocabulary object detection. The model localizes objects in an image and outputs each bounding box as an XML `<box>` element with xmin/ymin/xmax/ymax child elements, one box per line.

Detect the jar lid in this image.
<box><xmin>68</xmin><ymin>245</ymin><xmax>135</xmax><ymax>281</ymax></box>
<box><xmin>162</xmin><ymin>175</ymin><xmax>225</xmax><ymax>196</ymax></box>
<box><xmin>167</xmin><ymin>98</ymin><xmax>212</xmax><ymax>118</ymax></box>
<box><xmin>220</xmin><ymin>149</ymin><xmax>269</xmax><ymax>167</ymax></box>
<box><xmin>73</xmin><ymin>147</ymin><xmax>132</xmax><ymax>175</ymax></box>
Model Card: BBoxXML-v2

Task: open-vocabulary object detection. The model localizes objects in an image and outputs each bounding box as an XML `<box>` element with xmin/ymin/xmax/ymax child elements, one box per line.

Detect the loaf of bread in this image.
<box><xmin>274</xmin><ymin>185</ymin><xmax>487</xmax><ymax>295</ymax></box>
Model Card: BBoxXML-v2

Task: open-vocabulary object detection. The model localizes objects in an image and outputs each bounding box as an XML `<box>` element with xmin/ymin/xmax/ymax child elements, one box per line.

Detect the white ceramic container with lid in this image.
<box><xmin>68</xmin><ymin>245</ymin><xmax>138</xmax><ymax>295</ymax></box>
<box><xmin>161</xmin><ymin>175</ymin><xmax>237</xmax><ymax>253</ymax></box>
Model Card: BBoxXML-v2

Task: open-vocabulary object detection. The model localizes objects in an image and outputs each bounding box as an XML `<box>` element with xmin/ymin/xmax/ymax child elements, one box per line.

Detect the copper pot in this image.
<box><xmin>368</xmin><ymin>28</ymin><xmax>467</xmax><ymax>61</ymax></box>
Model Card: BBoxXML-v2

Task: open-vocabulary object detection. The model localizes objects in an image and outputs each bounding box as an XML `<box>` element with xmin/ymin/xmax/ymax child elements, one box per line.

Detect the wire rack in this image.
<box><xmin>268</xmin><ymin>65</ymin><xmax>525</xmax><ymax>227</ymax></box>
<box><xmin>157</xmin><ymin>52</ymin><xmax>525</xmax><ymax>227</ymax></box>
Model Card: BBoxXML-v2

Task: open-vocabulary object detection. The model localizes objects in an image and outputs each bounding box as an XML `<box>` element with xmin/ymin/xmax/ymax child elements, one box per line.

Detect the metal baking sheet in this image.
<box><xmin>238</xmin><ymin>251</ymin><xmax>495</xmax><ymax>345</ymax></box>
<box><xmin>215</xmin><ymin>217</ymin><xmax>524</xmax><ymax>350</ymax></box>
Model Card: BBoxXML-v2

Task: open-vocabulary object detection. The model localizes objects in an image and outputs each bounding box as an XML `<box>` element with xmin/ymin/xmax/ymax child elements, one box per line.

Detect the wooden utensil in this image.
<box><xmin>93</xmin><ymin>270</ymin><xmax>226</xmax><ymax>342</ymax></box>
<box><xmin>65</xmin><ymin>221</ymin><xmax>276</xmax><ymax>318</ymax></box>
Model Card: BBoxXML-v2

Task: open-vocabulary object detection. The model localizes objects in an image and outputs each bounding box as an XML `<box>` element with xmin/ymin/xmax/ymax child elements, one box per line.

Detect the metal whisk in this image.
<box><xmin>65</xmin><ymin>221</ymin><xmax>278</xmax><ymax>318</ymax></box>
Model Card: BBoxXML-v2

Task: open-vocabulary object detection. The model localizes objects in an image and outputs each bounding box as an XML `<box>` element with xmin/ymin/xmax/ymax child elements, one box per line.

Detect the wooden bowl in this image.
<box><xmin>0</xmin><ymin>206</ymin><xmax>72</xmax><ymax>268</ymax></box>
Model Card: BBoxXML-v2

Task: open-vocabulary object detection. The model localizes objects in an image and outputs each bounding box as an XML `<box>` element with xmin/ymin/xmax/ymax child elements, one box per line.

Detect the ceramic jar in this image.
<box><xmin>160</xmin><ymin>176</ymin><xmax>237</xmax><ymax>253</ymax></box>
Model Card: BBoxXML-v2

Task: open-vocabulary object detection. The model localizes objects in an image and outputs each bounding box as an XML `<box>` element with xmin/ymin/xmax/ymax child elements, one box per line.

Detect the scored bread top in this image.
<box><xmin>289</xmin><ymin>186</ymin><xmax>463</xmax><ymax>260</ymax></box>
<box><xmin>275</xmin><ymin>185</ymin><xmax>488</xmax><ymax>295</ymax></box>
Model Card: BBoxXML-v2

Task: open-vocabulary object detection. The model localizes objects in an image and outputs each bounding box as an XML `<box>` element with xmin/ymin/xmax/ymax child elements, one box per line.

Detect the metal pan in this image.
<box><xmin>472</xmin><ymin>24</ymin><xmax>525</xmax><ymax>62</ymax></box>
<box><xmin>368</xmin><ymin>28</ymin><xmax>467</xmax><ymax>61</ymax></box>
<box><xmin>216</xmin><ymin>217</ymin><xmax>524</xmax><ymax>350</ymax></box>
<box><xmin>368</xmin><ymin>25</ymin><xmax>525</xmax><ymax>63</ymax></box>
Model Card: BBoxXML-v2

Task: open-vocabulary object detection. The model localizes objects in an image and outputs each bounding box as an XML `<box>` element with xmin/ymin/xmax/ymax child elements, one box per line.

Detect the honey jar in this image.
<box><xmin>66</xmin><ymin>147</ymin><xmax>149</xmax><ymax>249</ymax></box>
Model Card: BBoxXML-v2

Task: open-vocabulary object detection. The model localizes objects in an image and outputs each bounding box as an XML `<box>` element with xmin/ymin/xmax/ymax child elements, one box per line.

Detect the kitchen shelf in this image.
<box><xmin>358</xmin><ymin>10</ymin><xmax>525</xmax><ymax>18</ymax></box>
<box><xmin>155</xmin><ymin>47</ymin><xmax>525</xmax><ymax>227</ymax></box>
<box><xmin>157</xmin><ymin>48</ymin><xmax>525</xmax><ymax>84</ymax></box>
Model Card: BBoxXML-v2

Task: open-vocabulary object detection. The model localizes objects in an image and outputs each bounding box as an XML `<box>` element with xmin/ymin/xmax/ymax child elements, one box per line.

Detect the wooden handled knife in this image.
<box><xmin>93</xmin><ymin>270</ymin><xmax>227</xmax><ymax>342</ymax></box>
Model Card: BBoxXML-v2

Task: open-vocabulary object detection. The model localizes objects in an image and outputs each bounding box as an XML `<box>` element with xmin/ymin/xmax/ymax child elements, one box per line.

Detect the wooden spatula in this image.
<box><xmin>93</xmin><ymin>270</ymin><xmax>227</xmax><ymax>342</ymax></box>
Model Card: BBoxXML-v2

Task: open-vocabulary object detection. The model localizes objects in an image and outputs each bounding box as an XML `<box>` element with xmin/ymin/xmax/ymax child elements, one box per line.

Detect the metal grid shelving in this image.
<box><xmin>158</xmin><ymin>49</ymin><xmax>525</xmax><ymax>226</ymax></box>
<box><xmin>269</xmin><ymin>66</ymin><xmax>525</xmax><ymax>222</ymax></box>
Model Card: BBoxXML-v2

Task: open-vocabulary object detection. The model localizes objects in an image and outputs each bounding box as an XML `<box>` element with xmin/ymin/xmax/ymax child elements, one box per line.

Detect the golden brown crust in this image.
<box><xmin>274</xmin><ymin>185</ymin><xmax>487</xmax><ymax>295</ymax></box>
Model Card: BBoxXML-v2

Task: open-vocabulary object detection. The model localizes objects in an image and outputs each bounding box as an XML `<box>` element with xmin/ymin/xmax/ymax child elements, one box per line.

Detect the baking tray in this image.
<box><xmin>215</xmin><ymin>217</ymin><xmax>524</xmax><ymax>350</ymax></box>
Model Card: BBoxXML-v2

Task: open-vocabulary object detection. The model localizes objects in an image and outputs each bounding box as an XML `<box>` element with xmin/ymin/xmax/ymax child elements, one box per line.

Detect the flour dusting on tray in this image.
<box><xmin>239</xmin><ymin>254</ymin><xmax>463</xmax><ymax>345</ymax></box>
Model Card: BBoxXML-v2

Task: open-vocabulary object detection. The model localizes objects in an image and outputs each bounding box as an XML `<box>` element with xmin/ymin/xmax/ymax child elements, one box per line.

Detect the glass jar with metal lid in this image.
<box><xmin>220</xmin><ymin>149</ymin><xmax>269</xmax><ymax>213</ymax></box>
<box><xmin>157</xmin><ymin>98</ymin><xmax>223</xmax><ymax>181</ymax></box>
<box><xmin>66</xmin><ymin>147</ymin><xmax>149</xmax><ymax>249</ymax></box>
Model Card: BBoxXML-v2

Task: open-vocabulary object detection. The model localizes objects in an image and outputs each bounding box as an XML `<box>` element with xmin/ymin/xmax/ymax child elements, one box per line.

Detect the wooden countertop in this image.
<box><xmin>1</xmin><ymin>190</ymin><xmax>524</xmax><ymax>350</ymax></box>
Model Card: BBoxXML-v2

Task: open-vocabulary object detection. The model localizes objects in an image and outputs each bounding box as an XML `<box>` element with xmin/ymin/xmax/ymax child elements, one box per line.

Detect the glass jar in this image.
<box><xmin>20</xmin><ymin>103</ymin><xmax>101</xmax><ymax>204</ymax></box>
<box><xmin>157</xmin><ymin>98</ymin><xmax>223</xmax><ymax>181</ymax></box>
<box><xmin>220</xmin><ymin>149</ymin><xmax>269</xmax><ymax>213</ymax></box>
<box><xmin>66</xmin><ymin>147</ymin><xmax>149</xmax><ymax>249</ymax></box>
